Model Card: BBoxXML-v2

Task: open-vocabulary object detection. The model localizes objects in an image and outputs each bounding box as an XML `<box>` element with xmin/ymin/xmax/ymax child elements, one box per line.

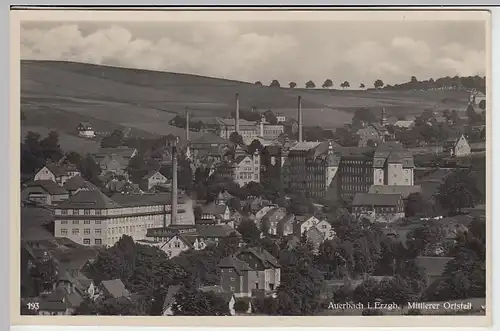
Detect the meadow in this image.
<box><xmin>21</xmin><ymin>60</ymin><xmax>470</xmax><ymax>150</ymax></box>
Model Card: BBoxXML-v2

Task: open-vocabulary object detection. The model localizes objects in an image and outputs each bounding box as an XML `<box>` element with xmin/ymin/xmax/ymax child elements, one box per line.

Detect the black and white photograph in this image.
<box><xmin>14</xmin><ymin>8</ymin><xmax>490</xmax><ymax>325</ymax></box>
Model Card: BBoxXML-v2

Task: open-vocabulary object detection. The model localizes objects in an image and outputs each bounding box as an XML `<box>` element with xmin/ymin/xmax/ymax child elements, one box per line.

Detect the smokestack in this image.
<box><xmin>170</xmin><ymin>143</ymin><xmax>178</xmax><ymax>227</ymax></box>
<box><xmin>235</xmin><ymin>93</ymin><xmax>240</xmax><ymax>133</ymax></box>
<box><xmin>185</xmin><ymin>107</ymin><xmax>190</xmax><ymax>142</ymax></box>
<box><xmin>298</xmin><ymin>96</ymin><xmax>303</xmax><ymax>142</ymax></box>
<box><xmin>260</xmin><ymin>116</ymin><xmax>264</xmax><ymax>137</ymax></box>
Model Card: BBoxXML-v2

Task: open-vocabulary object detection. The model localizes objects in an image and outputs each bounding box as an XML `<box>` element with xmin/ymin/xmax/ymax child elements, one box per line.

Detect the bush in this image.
<box><xmin>234</xmin><ymin>298</ymin><xmax>250</xmax><ymax>314</ymax></box>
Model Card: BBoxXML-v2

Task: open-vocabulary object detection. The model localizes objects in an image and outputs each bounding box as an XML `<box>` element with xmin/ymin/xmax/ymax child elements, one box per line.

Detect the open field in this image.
<box><xmin>21</xmin><ymin>60</ymin><xmax>471</xmax><ymax>150</ymax></box>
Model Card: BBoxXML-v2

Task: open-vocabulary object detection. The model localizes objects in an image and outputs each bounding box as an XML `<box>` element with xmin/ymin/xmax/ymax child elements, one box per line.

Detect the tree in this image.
<box><xmin>65</xmin><ymin>151</ymin><xmax>82</xmax><ymax>166</ymax></box>
<box><xmin>127</xmin><ymin>153</ymin><xmax>149</xmax><ymax>184</ymax></box>
<box><xmin>360</xmin><ymin>83</ymin><xmax>366</xmax><ymax>89</ymax></box>
<box><xmin>229</xmin><ymin>132</ymin><xmax>244</xmax><ymax>146</ymax></box>
<box><xmin>352</xmin><ymin>108</ymin><xmax>377</xmax><ymax>126</ymax></box>
<box><xmin>478</xmin><ymin>99</ymin><xmax>486</xmax><ymax>110</ymax></box>
<box><xmin>247</xmin><ymin>139</ymin><xmax>264</xmax><ymax>155</ymax></box>
<box><xmin>405</xmin><ymin>192</ymin><xmax>432</xmax><ymax>217</ymax></box>
<box><xmin>436</xmin><ymin>169</ymin><xmax>483</xmax><ymax>215</ymax></box>
<box><xmin>254</xmin><ymin>81</ymin><xmax>263</xmax><ymax>86</ymax></box>
<box><xmin>39</xmin><ymin>130</ymin><xmax>63</xmax><ymax>161</ymax></box>
<box><xmin>234</xmin><ymin>298</ymin><xmax>249</xmax><ymax>314</ymax></box>
<box><xmin>101</xmin><ymin>129</ymin><xmax>124</xmax><ymax>148</ymax></box>
<box><xmin>374</xmin><ymin>79</ymin><xmax>384</xmax><ymax>89</ymax></box>
<box><xmin>21</xmin><ymin>131</ymin><xmax>44</xmax><ymax>175</ymax></box>
<box><xmin>244</xmin><ymin>182</ymin><xmax>265</xmax><ymax>198</ymax></box>
<box><xmin>322</xmin><ymin>79</ymin><xmax>333</xmax><ymax>89</ymax></box>
<box><xmin>75</xmin><ymin>296</ymin><xmax>146</xmax><ymax>315</ymax></box>
<box><xmin>305</xmin><ymin>80</ymin><xmax>316</xmax><ymax>89</ymax></box>
<box><xmin>172</xmin><ymin>287</ymin><xmax>231</xmax><ymax>316</ymax></box>
<box><xmin>237</xmin><ymin>219</ymin><xmax>261</xmax><ymax>245</ymax></box>
<box><xmin>288</xmin><ymin>192</ymin><xmax>315</xmax><ymax>216</ymax></box>
<box><xmin>30</xmin><ymin>259</ymin><xmax>58</xmax><ymax>294</ymax></box>
<box><xmin>79</xmin><ymin>154</ymin><xmax>103</xmax><ymax>187</ymax></box>
<box><xmin>289</xmin><ymin>82</ymin><xmax>297</xmax><ymax>89</ymax></box>
<box><xmin>466</xmin><ymin>103</ymin><xmax>480</xmax><ymax>124</ymax></box>
<box><xmin>264</xmin><ymin>111</ymin><xmax>278</xmax><ymax>125</ymax></box>
<box><xmin>270</xmin><ymin>80</ymin><xmax>281</xmax><ymax>88</ymax></box>
<box><xmin>340</xmin><ymin>81</ymin><xmax>350</xmax><ymax>89</ymax></box>
<box><xmin>450</xmin><ymin>109</ymin><xmax>461</xmax><ymax>125</ymax></box>
<box><xmin>228</xmin><ymin>197</ymin><xmax>241</xmax><ymax>212</ymax></box>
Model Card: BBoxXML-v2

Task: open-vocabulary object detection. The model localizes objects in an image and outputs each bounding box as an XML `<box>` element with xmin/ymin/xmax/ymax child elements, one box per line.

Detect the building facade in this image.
<box><xmin>53</xmin><ymin>191</ymin><xmax>194</xmax><ymax>247</ymax></box>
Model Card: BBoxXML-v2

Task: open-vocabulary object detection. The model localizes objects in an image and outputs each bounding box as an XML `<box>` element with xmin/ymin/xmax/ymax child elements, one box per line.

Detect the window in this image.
<box><xmin>60</xmin><ymin>229</ymin><xmax>67</xmax><ymax>235</ymax></box>
<box><xmin>95</xmin><ymin>229</ymin><xmax>102</xmax><ymax>235</ymax></box>
<box><xmin>230</xmin><ymin>277</ymin><xmax>235</xmax><ymax>281</ymax></box>
<box><xmin>95</xmin><ymin>239</ymin><xmax>102</xmax><ymax>245</ymax></box>
<box><xmin>95</xmin><ymin>220</ymin><xmax>101</xmax><ymax>225</ymax></box>
<box><xmin>84</xmin><ymin>220</ymin><xmax>91</xmax><ymax>225</ymax></box>
<box><xmin>84</xmin><ymin>228</ymin><xmax>90</xmax><ymax>235</ymax></box>
<box><xmin>95</xmin><ymin>210</ymin><xmax>101</xmax><ymax>215</ymax></box>
<box><xmin>174</xmin><ymin>242</ymin><xmax>181</xmax><ymax>248</ymax></box>
<box><xmin>72</xmin><ymin>229</ymin><xmax>79</xmax><ymax>235</ymax></box>
<box><xmin>61</xmin><ymin>210</ymin><xmax>68</xmax><ymax>215</ymax></box>
<box><xmin>61</xmin><ymin>220</ymin><xmax>68</xmax><ymax>225</ymax></box>
<box><xmin>72</xmin><ymin>220</ymin><xmax>79</xmax><ymax>225</ymax></box>
<box><xmin>83</xmin><ymin>239</ymin><xmax>90</xmax><ymax>245</ymax></box>
<box><xmin>84</xmin><ymin>210</ymin><xmax>90</xmax><ymax>215</ymax></box>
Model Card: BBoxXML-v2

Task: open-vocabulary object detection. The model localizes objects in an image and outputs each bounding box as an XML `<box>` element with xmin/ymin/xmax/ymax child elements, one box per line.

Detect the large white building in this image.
<box><xmin>215</xmin><ymin>118</ymin><xmax>284</xmax><ymax>144</ymax></box>
<box><xmin>53</xmin><ymin>190</ymin><xmax>194</xmax><ymax>247</ymax></box>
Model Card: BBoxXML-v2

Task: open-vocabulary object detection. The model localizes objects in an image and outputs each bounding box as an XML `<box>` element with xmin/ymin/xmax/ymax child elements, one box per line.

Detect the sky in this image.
<box><xmin>20</xmin><ymin>20</ymin><xmax>487</xmax><ymax>87</ymax></box>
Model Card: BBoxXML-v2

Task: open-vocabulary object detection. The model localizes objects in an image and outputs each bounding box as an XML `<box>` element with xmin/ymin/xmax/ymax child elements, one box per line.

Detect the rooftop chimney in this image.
<box><xmin>185</xmin><ymin>107</ymin><xmax>190</xmax><ymax>142</ymax></box>
<box><xmin>170</xmin><ymin>143</ymin><xmax>178</xmax><ymax>227</ymax></box>
<box><xmin>235</xmin><ymin>93</ymin><xmax>240</xmax><ymax>133</ymax></box>
<box><xmin>298</xmin><ymin>96</ymin><xmax>303</xmax><ymax>142</ymax></box>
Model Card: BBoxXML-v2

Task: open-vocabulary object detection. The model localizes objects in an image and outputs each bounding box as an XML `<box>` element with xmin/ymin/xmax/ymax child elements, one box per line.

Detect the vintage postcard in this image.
<box><xmin>10</xmin><ymin>7</ymin><xmax>491</xmax><ymax>328</ymax></box>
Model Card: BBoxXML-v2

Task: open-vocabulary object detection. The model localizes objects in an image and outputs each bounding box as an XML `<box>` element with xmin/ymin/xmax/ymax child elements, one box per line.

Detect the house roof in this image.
<box><xmin>295</xmin><ymin>215</ymin><xmax>316</xmax><ymax>225</ymax></box>
<box><xmin>368</xmin><ymin>185</ymin><xmax>422</xmax><ymax>199</ymax></box>
<box><xmin>289</xmin><ymin>142</ymin><xmax>322</xmax><ymax>151</ymax></box>
<box><xmin>24</xmin><ymin>180</ymin><xmax>68</xmax><ymax>195</ymax></box>
<box><xmin>352</xmin><ymin>193</ymin><xmax>402</xmax><ymax>207</ymax></box>
<box><xmin>415</xmin><ymin>256</ymin><xmax>453</xmax><ymax>277</ymax></box>
<box><xmin>196</xmin><ymin>224</ymin><xmax>240</xmax><ymax>238</ymax></box>
<box><xmin>141</xmin><ymin>170</ymin><xmax>163</xmax><ymax>180</ymax></box>
<box><xmin>393</xmin><ymin>120</ymin><xmax>414</xmax><ymax>128</ymax></box>
<box><xmin>278</xmin><ymin>214</ymin><xmax>295</xmax><ymax>227</ymax></box>
<box><xmin>63</xmin><ymin>175</ymin><xmax>98</xmax><ymax>192</ymax></box>
<box><xmin>110</xmin><ymin>193</ymin><xmax>187</xmax><ymax>206</ymax></box>
<box><xmin>261</xmin><ymin>207</ymin><xmax>285</xmax><ymax>222</ymax></box>
<box><xmin>163</xmin><ymin>284</ymin><xmax>182</xmax><ymax>311</ymax></box>
<box><xmin>100</xmin><ymin>279</ymin><xmax>130</xmax><ymax>298</ymax></box>
<box><xmin>218</xmin><ymin>256</ymin><xmax>253</xmax><ymax>275</ymax></box>
<box><xmin>162</xmin><ymin>234</ymin><xmax>194</xmax><ymax>249</ymax></box>
<box><xmin>237</xmin><ymin>247</ymin><xmax>281</xmax><ymax>268</ymax></box>
<box><xmin>234</xmin><ymin>155</ymin><xmax>251</xmax><ymax>165</ymax></box>
<box><xmin>78</xmin><ymin>122</ymin><xmax>92</xmax><ymax>129</ymax></box>
<box><xmin>201</xmin><ymin>202</ymin><xmax>227</xmax><ymax>215</ymax></box>
<box><xmin>57</xmin><ymin>189</ymin><xmax>121</xmax><ymax>209</ymax></box>
<box><xmin>42</xmin><ymin>163</ymin><xmax>67</xmax><ymax>176</ymax></box>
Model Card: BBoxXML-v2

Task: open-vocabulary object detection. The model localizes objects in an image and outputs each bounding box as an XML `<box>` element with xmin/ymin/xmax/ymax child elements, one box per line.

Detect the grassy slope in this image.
<box><xmin>21</xmin><ymin>60</ymin><xmax>470</xmax><ymax>153</ymax></box>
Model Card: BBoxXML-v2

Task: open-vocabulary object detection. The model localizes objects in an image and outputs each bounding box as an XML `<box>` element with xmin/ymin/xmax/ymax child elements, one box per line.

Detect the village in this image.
<box><xmin>20</xmin><ymin>77</ymin><xmax>487</xmax><ymax>316</ymax></box>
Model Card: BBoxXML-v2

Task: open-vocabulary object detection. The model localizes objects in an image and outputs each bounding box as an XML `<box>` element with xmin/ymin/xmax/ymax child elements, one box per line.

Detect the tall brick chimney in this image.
<box><xmin>185</xmin><ymin>107</ymin><xmax>190</xmax><ymax>142</ymax></box>
<box><xmin>298</xmin><ymin>96</ymin><xmax>303</xmax><ymax>142</ymax></box>
<box><xmin>235</xmin><ymin>93</ymin><xmax>240</xmax><ymax>133</ymax></box>
<box><xmin>170</xmin><ymin>142</ymin><xmax>178</xmax><ymax>227</ymax></box>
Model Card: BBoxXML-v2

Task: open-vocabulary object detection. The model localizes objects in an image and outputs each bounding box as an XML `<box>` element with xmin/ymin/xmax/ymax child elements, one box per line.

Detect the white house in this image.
<box><xmin>293</xmin><ymin>215</ymin><xmax>321</xmax><ymax>237</ymax></box>
<box><xmin>315</xmin><ymin>219</ymin><xmax>336</xmax><ymax>240</ymax></box>
<box><xmin>77</xmin><ymin>122</ymin><xmax>95</xmax><ymax>138</ymax></box>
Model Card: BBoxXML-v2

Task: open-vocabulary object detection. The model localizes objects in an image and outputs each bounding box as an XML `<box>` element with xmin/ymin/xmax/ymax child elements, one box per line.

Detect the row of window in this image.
<box><xmin>61</xmin><ymin>228</ymin><xmax>102</xmax><ymax>236</ymax></box>
<box><xmin>83</xmin><ymin>238</ymin><xmax>102</xmax><ymax>245</ymax></box>
<box><xmin>61</xmin><ymin>220</ymin><xmax>102</xmax><ymax>225</ymax></box>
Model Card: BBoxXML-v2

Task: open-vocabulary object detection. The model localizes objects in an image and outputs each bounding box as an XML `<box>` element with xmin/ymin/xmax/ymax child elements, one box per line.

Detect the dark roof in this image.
<box><xmin>278</xmin><ymin>214</ymin><xmax>295</xmax><ymax>226</ymax></box>
<box><xmin>415</xmin><ymin>256</ymin><xmax>453</xmax><ymax>277</ymax></box>
<box><xmin>100</xmin><ymin>279</ymin><xmax>130</xmax><ymax>298</ymax></box>
<box><xmin>201</xmin><ymin>202</ymin><xmax>227</xmax><ymax>215</ymax></box>
<box><xmin>57</xmin><ymin>189</ymin><xmax>121</xmax><ymax>209</ymax></box>
<box><xmin>218</xmin><ymin>256</ymin><xmax>253</xmax><ymax>275</ymax></box>
<box><xmin>163</xmin><ymin>284</ymin><xmax>182</xmax><ymax>311</ymax></box>
<box><xmin>110</xmin><ymin>193</ymin><xmax>187</xmax><ymax>206</ymax></box>
<box><xmin>141</xmin><ymin>170</ymin><xmax>165</xmax><ymax>180</ymax></box>
<box><xmin>234</xmin><ymin>155</ymin><xmax>250</xmax><ymax>165</ymax></box>
<box><xmin>368</xmin><ymin>185</ymin><xmax>422</xmax><ymax>199</ymax></box>
<box><xmin>78</xmin><ymin>122</ymin><xmax>92</xmax><ymax>129</ymax></box>
<box><xmin>196</xmin><ymin>224</ymin><xmax>240</xmax><ymax>238</ymax></box>
<box><xmin>237</xmin><ymin>247</ymin><xmax>281</xmax><ymax>268</ymax></box>
<box><xmin>63</xmin><ymin>175</ymin><xmax>98</xmax><ymax>192</ymax></box>
<box><xmin>352</xmin><ymin>193</ymin><xmax>402</xmax><ymax>207</ymax></box>
<box><xmin>43</xmin><ymin>163</ymin><xmax>67</xmax><ymax>176</ymax></box>
<box><xmin>24</xmin><ymin>180</ymin><xmax>68</xmax><ymax>195</ymax></box>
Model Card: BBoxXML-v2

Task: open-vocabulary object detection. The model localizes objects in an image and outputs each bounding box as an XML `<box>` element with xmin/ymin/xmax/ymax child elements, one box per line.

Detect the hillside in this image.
<box><xmin>21</xmin><ymin>60</ymin><xmax>470</xmax><ymax>152</ymax></box>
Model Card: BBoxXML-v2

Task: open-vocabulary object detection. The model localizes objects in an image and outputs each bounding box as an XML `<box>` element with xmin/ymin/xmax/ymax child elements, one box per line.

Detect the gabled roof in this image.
<box><xmin>201</xmin><ymin>202</ymin><xmax>228</xmax><ymax>215</ymax></box>
<box><xmin>218</xmin><ymin>256</ymin><xmax>253</xmax><ymax>275</ymax></box>
<box><xmin>368</xmin><ymin>185</ymin><xmax>422</xmax><ymax>199</ymax></box>
<box><xmin>63</xmin><ymin>175</ymin><xmax>98</xmax><ymax>192</ymax></box>
<box><xmin>289</xmin><ymin>142</ymin><xmax>322</xmax><ymax>151</ymax></box>
<box><xmin>278</xmin><ymin>214</ymin><xmax>295</xmax><ymax>227</ymax></box>
<box><xmin>237</xmin><ymin>247</ymin><xmax>281</xmax><ymax>268</ymax></box>
<box><xmin>57</xmin><ymin>189</ymin><xmax>121</xmax><ymax>209</ymax></box>
<box><xmin>24</xmin><ymin>180</ymin><xmax>68</xmax><ymax>195</ymax></box>
<box><xmin>295</xmin><ymin>214</ymin><xmax>317</xmax><ymax>225</ymax></box>
<box><xmin>162</xmin><ymin>234</ymin><xmax>194</xmax><ymax>249</ymax></box>
<box><xmin>141</xmin><ymin>170</ymin><xmax>166</xmax><ymax>180</ymax></box>
<box><xmin>100</xmin><ymin>279</ymin><xmax>130</xmax><ymax>298</ymax></box>
<box><xmin>234</xmin><ymin>155</ymin><xmax>251</xmax><ymax>165</ymax></box>
<box><xmin>40</xmin><ymin>163</ymin><xmax>67</xmax><ymax>177</ymax></box>
<box><xmin>352</xmin><ymin>193</ymin><xmax>402</xmax><ymax>207</ymax></box>
<box><xmin>78</xmin><ymin>122</ymin><xmax>92</xmax><ymax>129</ymax></box>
